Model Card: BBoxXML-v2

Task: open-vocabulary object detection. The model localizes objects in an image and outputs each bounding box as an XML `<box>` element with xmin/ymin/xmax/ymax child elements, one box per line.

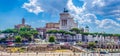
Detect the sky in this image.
<box><xmin>0</xmin><ymin>0</ymin><xmax>120</xmax><ymax>34</ymax></box>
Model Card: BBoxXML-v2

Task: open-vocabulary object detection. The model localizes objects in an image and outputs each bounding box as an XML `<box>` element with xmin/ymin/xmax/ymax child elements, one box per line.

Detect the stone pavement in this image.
<box><xmin>0</xmin><ymin>52</ymin><xmax>120</xmax><ymax>56</ymax></box>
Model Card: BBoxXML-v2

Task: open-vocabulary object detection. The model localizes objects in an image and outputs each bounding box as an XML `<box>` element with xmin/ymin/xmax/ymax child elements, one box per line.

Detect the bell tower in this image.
<box><xmin>22</xmin><ymin>18</ymin><xmax>25</xmax><ymax>25</ymax></box>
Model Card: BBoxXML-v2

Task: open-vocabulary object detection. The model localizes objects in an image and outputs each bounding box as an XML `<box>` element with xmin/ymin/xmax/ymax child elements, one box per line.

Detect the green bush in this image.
<box><xmin>15</xmin><ymin>36</ymin><xmax>22</xmax><ymax>43</ymax></box>
<box><xmin>88</xmin><ymin>42</ymin><xmax>96</xmax><ymax>47</ymax></box>
<box><xmin>49</xmin><ymin>36</ymin><xmax>55</xmax><ymax>43</ymax></box>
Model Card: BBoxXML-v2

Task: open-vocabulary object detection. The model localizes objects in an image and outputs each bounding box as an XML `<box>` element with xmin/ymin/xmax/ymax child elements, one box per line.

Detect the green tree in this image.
<box><xmin>15</xmin><ymin>36</ymin><xmax>22</xmax><ymax>43</ymax></box>
<box><xmin>46</xmin><ymin>30</ymin><xmax>52</xmax><ymax>34</ymax></box>
<box><xmin>46</xmin><ymin>30</ymin><xmax>58</xmax><ymax>34</ymax></box>
<box><xmin>2</xmin><ymin>29</ymin><xmax>18</xmax><ymax>33</ymax></box>
<box><xmin>77</xmin><ymin>41</ymin><xmax>83</xmax><ymax>46</ymax></box>
<box><xmin>19</xmin><ymin>31</ymin><xmax>31</xmax><ymax>38</ymax></box>
<box><xmin>0</xmin><ymin>38</ymin><xmax>6</xmax><ymax>43</ymax></box>
<box><xmin>19</xmin><ymin>31</ymin><xmax>32</xmax><ymax>42</ymax></box>
<box><xmin>95</xmin><ymin>41</ymin><xmax>98</xmax><ymax>44</ymax></box>
<box><xmin>1</xmin><ymin>29</ymin><xmax>18</xmax><ymax>38</ymax></box>
<box><xmin>70</xmin><ymin>28</ymin><xmax>81</xmax><ymax>34</ymax></box>
<box><xmin>0</xmin><ymin>30</ymin><xmax>1</xmax><ymax>34</ymax></box>
<box><xmin>58</xmin><ymin>30</ymin><xmax>66</xmax><ymax>35</ymax></box>
<box><xmin>19</xmin><ymin>27</ymin><xmax>39</xmax><ymax>42</ymax></box>
<box><xmin>19</xmin><ymin>26</ymin><xmax>31</xmax><ymax>31</ymax></box>
<box><xmin>30</xmin><ymin>30</ymin><xmax>38</xmax><ymax>38</ymax></box>
<box><xmin>49</xmin><ymin>36</ymin><xmax>55</xmax><ymax>43</ymax></box>
<box><xmin>81</xmin><ymin>32</ymin><xmax>90</xmax><ymax>35</ymax></box>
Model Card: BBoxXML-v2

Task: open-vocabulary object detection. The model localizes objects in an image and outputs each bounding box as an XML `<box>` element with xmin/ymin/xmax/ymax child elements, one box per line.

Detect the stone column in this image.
<box><xmin>109</xmin><ymin>45</ymin><xmax>111</xmax><ymax>52</ymax></box>
<box><xmin>111</xmin><ymin>45</ymin><xmax>113</xmax><ymax>52</ymax></box>
<box><xmin>114</xmin><ymin>45</ymin><xmax>116</xmax><ymax>52</ymax></box>
<box><xmin>118</xmin><ymin>45</ymin><xmax>120</xmax><ymax>52</ymax></box>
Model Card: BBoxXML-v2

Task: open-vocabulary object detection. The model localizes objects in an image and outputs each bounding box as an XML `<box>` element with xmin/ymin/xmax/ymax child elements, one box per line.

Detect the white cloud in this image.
<box><xmin>22</xmin><ymin>0</ymin><xmax>44</xmax><ymax>15</ymax></box>
<box><xmin>92</xmin><ymin>0</ymin><xmax>105</xmax><ymax>7</ymax></box>
<box><xmin>83</xmin><ymin>0</ymin><xmax>120</xmax><ymax>18</ymax></box>
<box><xmin>67</xmin><ymin>0</ymin><xmax>85</xmax><ymax>15</ymax></box>
<box><xmin>22</xmin><ymin>0</ymin><xmax>120</xmax><ymax>33</ymax></box>
<box><xmin>31</xmin><ymin>20</ymin><xmax>47</xmax><ymax>24</ymax></box>
<box><xmin>67</xmin><ymin>0</ymin><xmax>120</xmax><ymax>33</ymax></box>
<box><xmin>22</xmin><ymin>0</ymin><xmax>68</xmax><ymax>15</ymax></box>
<box><xmin>98</xmin><ymin>19</ymin><xmax>120</xmax><ymax>29</ymax></box>
<box><xmin>67</xmin><ymin>0</ymin><xmax>97</xmax><ymax>24</ymax></box>
<box><xmin>112</xmin><ymin>10</ymin><xmax>120</xmax><ymax>13</ymax></box>
<box><xmin>38</xmin><ymin>20</ymin><xmax>47</xmax><ymax>23</ymax></box>
<box><xmin>116</xmin><ymin>18</ymin><xmax>120</xmax><ymax>21</ymax></box>
<box><xmin>82</xmin><ymin>13</ymin><xmax>97</xmax><ymax>23</ymax></box>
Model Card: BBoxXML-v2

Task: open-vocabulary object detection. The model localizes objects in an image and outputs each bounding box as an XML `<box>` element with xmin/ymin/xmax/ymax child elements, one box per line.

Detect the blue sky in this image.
<box><xmin>0</xmin><ymin>0</ymin><xmax>120</xmax><ymax>34</ymax></box>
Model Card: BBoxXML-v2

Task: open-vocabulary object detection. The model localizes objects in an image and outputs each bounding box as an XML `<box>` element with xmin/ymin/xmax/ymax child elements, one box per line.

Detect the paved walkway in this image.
<box><xmin>0</xmin><ymin>52</ymin><xmax>120</xmax><ymax>56</ymax></box>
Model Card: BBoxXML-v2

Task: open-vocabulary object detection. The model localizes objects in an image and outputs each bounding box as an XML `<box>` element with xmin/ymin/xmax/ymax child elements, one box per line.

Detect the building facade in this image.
<box><xmin>59</xmin><ymin>9</ymin><xmax>78</xmax><ymax>31</ymax></box>
<box><xmin>84</xmin><ymin>26</ymin><xmax>89</xmax><ymax>33</ymax></box>
<box><xmin>37</xmin><ymin>9</ymin><xmax>90</xmax><ymax>42</ymax></box>
<box><xmin>36</xmin><ymin>27</ymin><xmax>46</xmax><ymax>39</ymax></box>
<box><xmin>15</xmin><ymin>18</ymin><xmax>31</xmax><ymax>29</ymax></box>
<box><xmin>46</xmin><ymin>23</ymin><xmax>59</xmax><ymax>31</ymax></box>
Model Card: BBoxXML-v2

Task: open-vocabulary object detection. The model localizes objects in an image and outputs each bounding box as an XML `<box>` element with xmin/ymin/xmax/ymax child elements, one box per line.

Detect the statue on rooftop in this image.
<box><xmin>63</xmin><ymin>8</ymin><xmax>69</xmax><ymax>12</ymax></box>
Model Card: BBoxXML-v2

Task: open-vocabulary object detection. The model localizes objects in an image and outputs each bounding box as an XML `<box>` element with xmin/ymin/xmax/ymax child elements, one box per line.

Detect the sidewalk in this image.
<box><xmin>1</xmin><ymin>52</ymin><xmax>118</xmax><ymax>56</ymax></box>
